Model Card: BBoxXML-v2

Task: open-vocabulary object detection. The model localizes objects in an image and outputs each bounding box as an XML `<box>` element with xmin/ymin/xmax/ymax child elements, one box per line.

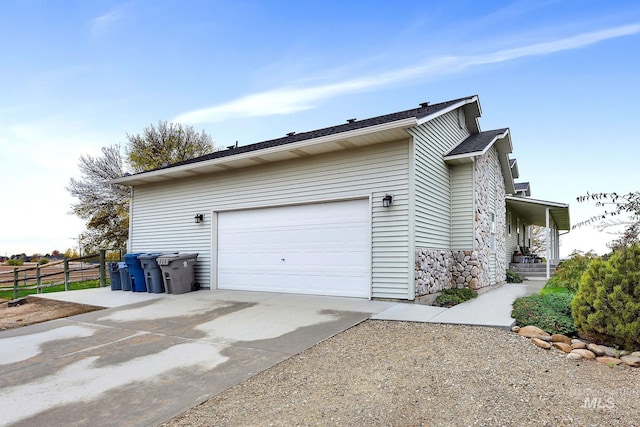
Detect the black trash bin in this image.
<box><xmin>108</xmin><ymin>262</ymin><xmax>122</xmax><ymax>290</ymax></box>
<box><xmin>157</xmin><ymin>253</ymin><xmax>198</xmax><ymax>294</ymax></box>
<box><xmin>118</xmin><ymin>262</ymin><xmax>131</xmax><ymax>291</ymax></box>
<box><xmin>138</xmin><ymin>253</ymin><xmax>167</xmax><ymax>294</ymax></box>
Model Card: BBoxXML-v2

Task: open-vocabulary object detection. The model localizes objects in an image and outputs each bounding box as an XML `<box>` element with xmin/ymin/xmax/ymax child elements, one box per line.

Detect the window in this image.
<box><xmin>507</xmin><ymin>212</ymin><xmax>512</xmax><ymax>236</ymax></box>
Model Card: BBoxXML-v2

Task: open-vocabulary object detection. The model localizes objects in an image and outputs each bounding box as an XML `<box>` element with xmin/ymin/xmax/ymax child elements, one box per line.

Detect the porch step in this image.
<box><xmin>509</xmin><ymin>263</ymin><xmax>556</xmax><ymax>277</ymax></box>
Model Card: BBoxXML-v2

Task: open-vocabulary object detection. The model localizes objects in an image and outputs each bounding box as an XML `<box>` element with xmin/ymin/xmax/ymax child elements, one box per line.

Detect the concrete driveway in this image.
<box><xmin>0</xmin><ymin>290</ymin><xmax>393</xmax><ymax>427</ymax></box>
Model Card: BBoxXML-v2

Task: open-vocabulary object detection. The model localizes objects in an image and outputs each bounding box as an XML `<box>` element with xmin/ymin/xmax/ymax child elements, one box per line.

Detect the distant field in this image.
<box><xmin>0</xmin><ymin>263</ymin><xmax>101</xmax><ymax>288</ymax></box>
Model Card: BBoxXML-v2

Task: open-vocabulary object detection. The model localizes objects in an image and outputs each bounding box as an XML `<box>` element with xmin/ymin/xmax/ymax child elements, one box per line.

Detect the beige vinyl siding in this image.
<box><xmin>506</xmin><ymin>208</ymin><xmax>518</xmax><ymax>265</ymax></box>
<box><xmin>408</xmin><ymin>110</ymin><xmax>470</xmax><ymax>249</ymax></box>
<box><xmin>130</xmin><ymin>140</ymin><xmax>411</xmax><ymax>300</ymax></box>
<box><xmin>450</xmin><ymin>162</ymin><xmax>474</xmax><ymax>249</ymax></box>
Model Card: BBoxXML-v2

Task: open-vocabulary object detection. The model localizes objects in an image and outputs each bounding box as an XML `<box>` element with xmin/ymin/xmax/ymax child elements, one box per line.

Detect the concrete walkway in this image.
<box><xmin>372</xmin><ymin>278</ymin><xmax>547</xmax><ymax>329</ymax></box>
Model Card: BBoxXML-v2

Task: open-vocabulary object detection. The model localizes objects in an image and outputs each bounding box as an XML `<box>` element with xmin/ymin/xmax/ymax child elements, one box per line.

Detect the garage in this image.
<box><xmin>216</xmin><ymin>199</ymin><xmax>371</xmax><ymax>298</ymax></box>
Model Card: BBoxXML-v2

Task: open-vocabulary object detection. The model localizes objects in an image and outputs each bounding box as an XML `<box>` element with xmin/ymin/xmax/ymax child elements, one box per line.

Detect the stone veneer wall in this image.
<box><xmin>415</xmin><ymin>249</ymin><xmax>481</xmax><ymax>296</ymax></box>
<box><xmin>474</xmin><ymin>148</ymin><xmax>507</xmax><ymax>288</ymax></box>
<box><xmin>494</xmin><ymin>173</ymin><xmax>507</xmax><ymax>283</ymax></box>
<box><xmin>414</xmin><ymin>147</ymin><xmax>508</xmax><ymax>298</ymax></box>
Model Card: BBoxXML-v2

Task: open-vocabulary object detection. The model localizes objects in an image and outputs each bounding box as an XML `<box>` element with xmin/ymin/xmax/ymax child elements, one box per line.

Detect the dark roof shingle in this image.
<box><xmin>147</xmin><ymin>95</ymin><xmax>477</xmax><ymax>173</ymax></box>
<box><xmin>445</xmin><ymin>128</ymin><xmax>508</xmax><ymax>157</ymax></box>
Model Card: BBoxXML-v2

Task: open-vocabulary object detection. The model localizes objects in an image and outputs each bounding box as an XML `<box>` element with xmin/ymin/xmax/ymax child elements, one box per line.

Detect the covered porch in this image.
<box><xmin>505</xmin><ymin>196</ymin><xmax>571</xmax><ymax>279</ymax></box>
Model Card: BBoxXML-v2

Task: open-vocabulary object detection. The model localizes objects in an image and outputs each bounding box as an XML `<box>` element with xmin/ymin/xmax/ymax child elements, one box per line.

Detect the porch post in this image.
<box><xmin>545</xmin><ymin>207</ymin><xmax>550</xmax><ymax>279</ymax></box>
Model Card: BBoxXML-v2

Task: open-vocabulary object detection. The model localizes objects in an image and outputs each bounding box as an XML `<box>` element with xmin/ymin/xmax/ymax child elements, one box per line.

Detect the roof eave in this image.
<box><xmin>111</xmin><ymin>117</ymin><xmax>418</xmax><ymax>185</ymax></box>
<box><xmin>416</xmin><ymin>95</ymin><xmax>480</xmax><ymax>132</ymax></box>
<box><xmin>506</xmin><ymin>195</ymin><xmax>571</xmax><ymax>231</ymax></box>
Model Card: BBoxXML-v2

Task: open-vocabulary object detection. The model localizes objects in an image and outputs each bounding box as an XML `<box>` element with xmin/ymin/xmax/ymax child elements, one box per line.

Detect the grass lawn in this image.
<box><xmin>0</xmin><ymin>279</ymin><xmax>107</xmax><ymax>300</ymax></box>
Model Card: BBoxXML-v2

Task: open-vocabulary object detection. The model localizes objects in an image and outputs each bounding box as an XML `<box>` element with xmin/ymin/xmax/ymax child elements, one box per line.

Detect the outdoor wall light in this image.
<box><xmin>382</xmin><ymin>194</ymin><xmax>393</xmax><ymax>208</ymax></box>
<box><xmin>194</xmin><ymin>213</ymin><xmax>204</xmax><ymax>224</ymax></box>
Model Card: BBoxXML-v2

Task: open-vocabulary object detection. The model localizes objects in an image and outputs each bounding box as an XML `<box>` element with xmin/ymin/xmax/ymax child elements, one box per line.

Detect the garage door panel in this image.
<box><xmin>217</xmin><ymin>199</ymin><xmax>370</xmax><ymax>297</ymax></box>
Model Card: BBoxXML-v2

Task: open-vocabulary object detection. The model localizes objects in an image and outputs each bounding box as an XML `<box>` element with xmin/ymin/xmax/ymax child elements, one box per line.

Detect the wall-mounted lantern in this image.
<box><xmin>382</xmin><ymin>194</ymin><xmax>393</xmax><ymax>208</ymax></box>
<box><xmin>194</xmin><ymin>213</ymin><xmax>204</xmax><ymax>224</ymax></box>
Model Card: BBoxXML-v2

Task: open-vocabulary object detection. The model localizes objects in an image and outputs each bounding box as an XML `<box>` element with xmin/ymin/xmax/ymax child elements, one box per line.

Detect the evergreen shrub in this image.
<box><xmin>572</xmin><ymin>244</ymin><xmax>640</xmax><ymax>349</ymax></box>
<box><xmin>511</xmin><ymin>292</ymin><xmax>576</xmax><ymax>336</ymax></box>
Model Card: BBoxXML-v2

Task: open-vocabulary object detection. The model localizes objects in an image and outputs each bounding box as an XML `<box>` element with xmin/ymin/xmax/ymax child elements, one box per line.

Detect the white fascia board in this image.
<box><xmin>415</xmin><ymin>96</ymin><xmax>479</xmax><ymax>126</ymax></box>
<box><xmin>111</xmin><ymin>117</ymin><xmax>417</xmax><ymax>185</ymax></box>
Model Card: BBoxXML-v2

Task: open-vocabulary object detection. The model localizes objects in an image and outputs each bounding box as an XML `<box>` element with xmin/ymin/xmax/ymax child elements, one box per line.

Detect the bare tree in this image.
<box><xmin>66</xmin><ymin>145</ymin><xmax>130</xmax><ymax>251</ymax></box>
<box><xmin>575</xmin><ymin>191</ymin><xmax>640</xmax><ymax>251</ymax></box>
<box><xmin>530</xmin><ymin>225</ymin><xmax>546</xmax><ymax>256</ymax></box>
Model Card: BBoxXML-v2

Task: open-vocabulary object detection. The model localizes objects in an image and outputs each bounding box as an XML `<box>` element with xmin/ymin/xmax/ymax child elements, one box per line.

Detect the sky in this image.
<box><xmin>1</xmin><ymin>0</ymin><xmax>639</xmax><ymax>258</ymax></box>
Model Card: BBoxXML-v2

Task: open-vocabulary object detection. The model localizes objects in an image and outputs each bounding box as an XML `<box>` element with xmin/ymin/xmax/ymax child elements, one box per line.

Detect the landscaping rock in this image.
<box><xmin>512</xmin><ymin>326</ymin><xmax>640</xmax><ymax>369</ymax></box>
<box><xmin>620</xmin><ymin>355</ymin><xmax>640</xmax><ymax>367</ymax></box>
<box><xmin>596</xmin><ymin>356</ymin><xmax>623</xmax><ymax>366</ymax></box>
<box><xmin>552</xmin><ymin>342</ymin><xmax>572</xmax><ymax>353</ymax></box>
<box><xmin>511</xmin><ymin>325</ymin><xmax>520</xmax><ymax>333</ymax></box>
<box><xmin>571</xmin><ymin>341</ymin><xmax>587</xmax><ymax>350</ymax></box>
<box><xmin>518</xmin><ymin>325</ymin><xmax>548</xmax><ymax>338</ymax></box>
<box><xmin>599</xmin><ymin>345</ymin><xmax>619</xmax><ymax>358</ymax></box>
<box><xmin>587</xmin><ymin>343</ymin><xmax>606</xmax><ymax>357</ymax></box>
<box><xmin>571</xmin><ymin>349</ymin><xmax>596</xmax><ymax>360</ymax></box>
<box><xmin>532</xmin><ymin>338</ymin><xmax>552</xmax><ymax>349</ymax></box>
<box><xmin>550</xmin><ymin>334</ymin><xmax>571</xmax><ymax>344</ymax></box>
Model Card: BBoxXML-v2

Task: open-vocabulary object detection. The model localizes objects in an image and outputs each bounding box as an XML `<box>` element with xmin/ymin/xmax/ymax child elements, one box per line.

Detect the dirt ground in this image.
<box><xmin>0</xmin><ymin>296</ymin><xmax>104</xmax><ymax>331</ymax></box>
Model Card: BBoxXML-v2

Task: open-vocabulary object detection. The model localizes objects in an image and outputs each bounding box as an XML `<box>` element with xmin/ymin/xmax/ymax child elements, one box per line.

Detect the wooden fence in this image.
<box><xmin>0</xmin><ymin>250</ymin><xmax>113</xmax><ymax>300</ymax></box>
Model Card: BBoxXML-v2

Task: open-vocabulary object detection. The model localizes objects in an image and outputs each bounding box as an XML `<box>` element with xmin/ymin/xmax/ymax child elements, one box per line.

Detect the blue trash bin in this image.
<box><xmin>124</xmin><ymin>253</ymin><xmax>146</xmax><ymax>292</ymax></box>
<box><xmin>138</xmin><ymin>253</ymin><xmax>167</xmax><ymax>294</ymax></box>
<box><xmin>108</xmin><ymin>262</ymin><xmax>121</xmax><ymax>290</ymax></box>
<box><xmin>118</xmin><ymin>262</ymin><xmax>131</xmax><ymax>291</ymax></box>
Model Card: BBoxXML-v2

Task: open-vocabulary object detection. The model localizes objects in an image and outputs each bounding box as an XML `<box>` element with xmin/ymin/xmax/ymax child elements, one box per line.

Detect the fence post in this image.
<box><xmin>13</xmin><ymin>268</ymin><xmax>18</xmax><ymax>300</ymax></box>
<box><xmin>99</xmin><ymin>250</ymin><xmax>106</xmax><ymax>287</ymax></box>
<box><xmin>36</xmin><ymin>264</ymin><xmax>42</xmax><ymax>294</ymax></box>
<box><xmin>64</xmin><ymin>259</ymin><xmax>70</xmax><ymax>291</ymax></box>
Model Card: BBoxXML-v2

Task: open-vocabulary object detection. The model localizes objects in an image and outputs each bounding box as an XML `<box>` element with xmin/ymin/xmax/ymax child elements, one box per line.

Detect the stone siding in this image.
<box><xmin>474</xmin><ymin>147</ymin><xmax>507</xmax><ymax>288</ymax></box>
<box><xmin>415</xmin><ymin>249</ymin><xmax>480</xmax><ymax>297</ymax></box>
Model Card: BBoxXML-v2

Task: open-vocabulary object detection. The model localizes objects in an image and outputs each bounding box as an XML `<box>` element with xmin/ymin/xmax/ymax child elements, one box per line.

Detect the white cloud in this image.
<box><xmin>91</xmin><ymin>6</ymin><xmax>126</xmax><ymax>36</ymax></box>
<box><xmin>175</xmin><ymin>23</ymin><xmax>640</xmax><ymax>124</ymax></box>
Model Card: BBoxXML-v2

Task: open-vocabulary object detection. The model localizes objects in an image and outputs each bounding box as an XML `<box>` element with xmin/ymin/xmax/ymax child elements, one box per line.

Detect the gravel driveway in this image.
<box><xmin>164</xmin><ymin>321</ymin><xmax>640</xmax><ymax>426</ymax></box>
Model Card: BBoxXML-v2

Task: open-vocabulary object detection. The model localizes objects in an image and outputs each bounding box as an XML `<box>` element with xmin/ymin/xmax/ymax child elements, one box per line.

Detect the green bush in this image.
<box><xmin>545</xmin><ymin>250</ymin><xmax>599</xmax><ymax>292</ymax></box>
<box><xmin>572</xmin><ymin>244</ymin><xmax>640</xmax><ymax>349</ymax></box>
<box><xmin>511</xmin><ymin>292</ymin><xmax>576</xmax><ymax>336</ymax></box>
<box><xmin>435</xmin><ymin>288</ymin><xmax>477</xmax><ymax>307</ymax></box>
<box><xmin>506</xmin><ymin>269</ymin><xmax>523</xmax><ymax>283</ymax></box>
<box><xmin>38</xmin><ymin>258</ymin><xmax>50</xmax><ymax>265</ymax></box>
<box><xmin>6</xmin><ymin>259</ymin><xmax>23</xmax><ymax>266</ymax></box>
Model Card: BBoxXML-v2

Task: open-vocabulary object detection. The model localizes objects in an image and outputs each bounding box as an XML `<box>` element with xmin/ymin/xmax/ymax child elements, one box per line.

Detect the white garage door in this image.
<box><xmin>217</xmin><ymin>199</ymin><xmax>370</xmax><ymax>297</ymax></box>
